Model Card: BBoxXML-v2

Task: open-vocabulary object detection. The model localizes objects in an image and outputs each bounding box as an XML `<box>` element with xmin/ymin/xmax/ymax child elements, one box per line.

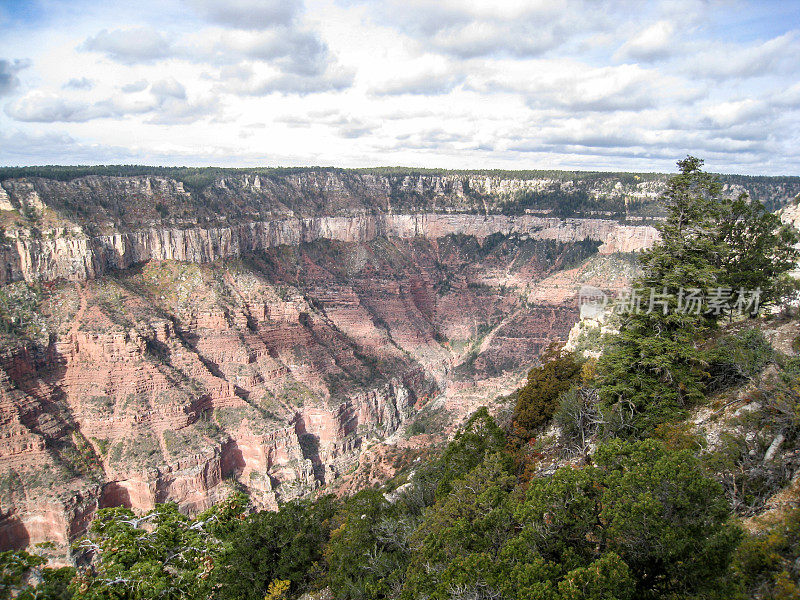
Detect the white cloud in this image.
<box><xmin>5</xmin><ymin>82</ymin><xmax>220</xmax><ymax>124</ymax></box>
<box><xmin>81</xmin><ymin>27</ymin><xmax>172</xmax><ymax>64</ymax></box>
<box><xmin>0</xmin><ymin>128</ymin><xmax>138</xmax><ymax>163</ymax></box>
<box><xmin>179</xmin><ymin>27</ymin><xmax>332</xmax><ymax>76</ymax></box>
<box><xmin>773</xmin><ymin>82</ymin><xmax>800</xmax><ymax>108</ymax></box>
<box><xmin>0</xmin><ymin>0</ymin><xmax>799</xmax><ymax>174</ymax></box>
<box><xmin>687</xmin><ymin>31</ymin><xmax>800</xmax><ymax>80</ymax></box>
<box><xmin>276</xmin><ymin>109</ymin><xmax>375</xmax><ymax>138</ymax></box>
<box><xmin>0</xmin><ymin>58</ymin><xmax>30</xmax><ymax>96</ymax></box>
<box><xmin>120</xmin><ymin>79</ymin><xmax>148</xmax><ymax>93</ymax></box>
<box><xmin>370</xmin><ymin>58</ymin><xmax>463</xmax><ymax>95</ymax></box>
<box><xmin>615</xmin><ymin>20</ymin><xmax>676</xmax><ymax>61</ymax></box>
<box><xmin>472</xmin><ymin>60</ymin><xmax>701</xmax><ymax>113</ymax></box>
<box><xmin>211</xmin><ymin>60</ymin><xmax>354</xmax><ymax>95</ymax></box>
<box><xmin>367</xmin><ymin>0</ymin><xmax>587</xmax><ymax>58</ymax></box>
<box><xmin>700</xmin><ymin>99</ymin><xmax>769</xmax><ymax>128</ymax></box>
<box><xmin>63</xmin><ymin>77</ymin><xmax>94</xmax><ymax>90</ymax></box>
<box><xmin>186</xmin><ymin>0</ymin><xmax>302</xmax><ymax>29</ymax></box>
<box><xmin>75</xmin><ymin>10</ymin><xmax>352</xmax><ymax>95</ymax></box>
<box><xmin>151</xmin><ymin>77</ymin><xmax>186</xmax><ymax>100</ymax></box>
<box><xmin>5</xmin><ymin>92</ymin><xmax>104</xmax><ymax>122</ymax></box>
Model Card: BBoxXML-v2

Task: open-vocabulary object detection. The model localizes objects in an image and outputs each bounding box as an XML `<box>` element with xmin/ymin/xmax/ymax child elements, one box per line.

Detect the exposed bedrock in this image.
<box><xmin>3</xmin><ymin>231</ymin><xmax>586</xmax><ymax>556</ymax></box>
<box><xmin>2</xmin><ymin>167</ymin><xmax>793</xmax><ymax>285</ymax></box>
<box><xmin>0</xmin><ymin>214</ymin><xmax>658</xmax><ymax>284</ymax></box>
<box><xmin>0</xmin><ymin>326</ymin><xmax>422</xmax><ymax>553</ymax></box>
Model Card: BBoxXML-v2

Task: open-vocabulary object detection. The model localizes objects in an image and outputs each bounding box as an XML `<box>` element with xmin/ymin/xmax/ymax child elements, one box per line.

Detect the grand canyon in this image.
<box><xmin>1</xmin><ymin>168</ymin><xmax>798</xmax><ymax>561</ymax></box>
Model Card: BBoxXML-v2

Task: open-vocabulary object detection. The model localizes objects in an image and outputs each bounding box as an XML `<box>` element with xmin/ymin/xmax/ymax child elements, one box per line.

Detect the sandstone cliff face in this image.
<box><xmin>2</xmin><ymin>171</ymin><xmax>665</xmax><ymax>225</ymax></box>
<box><xmin>779</xmin><ymin>196</ymin><xmax>800</xmax><ymax>279</ymax></box>
<box><xmin>0</xmin><ymin>279</ymin><xmax>425</xmax><ymax>552</ymax></box>
<box><xmin>0</xmin><ymin>232</ymin><xmax>589</xmax><ymax>557</ymax></box>
<box><xmin>0</xmin><ymin>214</ymin><xmax>658</xmax><ymax>284</ymax></box>
<box><xmin>4</xmin><ymin>169</ymin><xmax>794</xmax><ymax>223</ymax></box>
<box><xmin>6</xmin><ymin>168</ymin><xmax>795</xmax><ymax>285</ymax></box>
<box><xmin>3</xmin><ymin>167</ymin><xmax>791</xmax><ymax>285</ymax></box>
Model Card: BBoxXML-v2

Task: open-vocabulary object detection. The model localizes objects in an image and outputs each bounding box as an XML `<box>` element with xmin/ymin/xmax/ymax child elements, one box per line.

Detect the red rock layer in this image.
<box><xmin>0</xmin><ymin>234</ymin><xmax>604</xmax><ymax>558</ymax></box>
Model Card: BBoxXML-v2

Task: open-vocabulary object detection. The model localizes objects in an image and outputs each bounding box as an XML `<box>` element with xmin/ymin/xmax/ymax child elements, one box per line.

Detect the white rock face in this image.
<box><xmin>0</xmin><ymin>214</ymin><xmax>659</xmax><ymax>284</ymax></box>
<box><xmin>764</xmin><ymin>433</ymin><xmax>785</xmax><ymax>462</ymax></box>
<box><xmin>0</xmin><ymin>184</ymin><xmax>14</xmax><ymax>211</ymax></box>
<box><xmin>2</xmin><ymin>181</ymin><xmax>45</xmax><ymax>214</ymax></box>
<box><xmin>564</xmin><ymin>297</ymin><xmax>619</xmax><ymax>359</ymax></box>
<box><xmin>779</xmin><ymin>197</ymin><xmax>800</xmax><ymax>229</ymax></box>
<box><xmin>1</xmin><ymin>169</ymin><xmax>794</xmax><ymax>285</ymax></box>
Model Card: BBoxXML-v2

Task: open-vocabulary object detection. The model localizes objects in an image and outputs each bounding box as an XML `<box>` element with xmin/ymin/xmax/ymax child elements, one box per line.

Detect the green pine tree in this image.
<box><xmin>599</xmin><ymin>156</ymin><xmax>799</xmax><ymax>436</ymax></box>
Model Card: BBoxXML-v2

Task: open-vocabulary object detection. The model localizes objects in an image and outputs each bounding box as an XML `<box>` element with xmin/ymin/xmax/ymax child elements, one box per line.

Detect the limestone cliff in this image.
<box><xmin>0</xmin><ymin>214</ymin><xmax>659</xmax><ymax>284</ymax></box>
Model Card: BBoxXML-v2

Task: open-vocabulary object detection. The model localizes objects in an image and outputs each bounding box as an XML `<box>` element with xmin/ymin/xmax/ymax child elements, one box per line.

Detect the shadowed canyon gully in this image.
<box><xmin>0</xmin><ymin>169</ymin><xmax>798</xmax><ymax>558</ymax></box>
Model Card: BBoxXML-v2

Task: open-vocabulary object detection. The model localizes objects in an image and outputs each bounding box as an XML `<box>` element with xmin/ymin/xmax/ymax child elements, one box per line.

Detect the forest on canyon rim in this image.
<box><xmin>2</xmin><ymin>158</ymin><xmax>800</xmax><ymax>599</ymax></box>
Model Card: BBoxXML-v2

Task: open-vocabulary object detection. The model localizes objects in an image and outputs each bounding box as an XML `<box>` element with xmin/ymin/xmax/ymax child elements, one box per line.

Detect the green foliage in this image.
<box><xmin>707</xmin><ymin>327</ymin><xmax>776</xmax><ymax>391</ymax></box>
<box><xmin>503</xmin><ymin>188</ymin><xmax>630</xmax><ymax>219</ymax></box>
<box><xmin>1</xmin><ymin>550</ymin><xmax>43</xmax><ymax>598</ymax></box>
<box><xmin>70</xmin><ymin>493</ymin><xmax>247</xmax><ymax>600</ymax></box>
<box><xmin>706</xmin><ymin>429</ymin><xmax>794</xmax><ymax>516</ymax></box>
<box><xmin>6</xmin><ymin>424</ymin><xmax>753</xmax><ymax>600</ymax></box>
<box><xmin>702</xmin><ymin>348</ymin><xmax>800</xmax><ymax>516</ymax></box>
<box><xmin>598</xmin><ymin>157</ymin><xmax>721</xmax><ymax>435</ymax></box>
<box><xmin>323</xmin><ymin>410</ymin><xmax>506</xmax><ymax>599</ymax></box>
<box><xmin>404</xmin><ymin>420</ymin><xmax>427</xmax><ymax>436</ymax></box>
<box><xmin>518</xmin><ymin>439</ymin><xmax>741</xmax><ymax>599</ymax></box>
<box><xmin>594</xmin><ymin>440</ymin><xmax>741</xmax><ymax>598</ymax></box>
<box><xmin>553</xmin><ymin>385</ymin><xmax>602</xmax><ymax>454</ymax></box>
<box><xmin>651</xmin><ymin>421</ymin><xmax>705</xmax><ymax>452</ymax></box>
<box><xmin>599</xmin><ymin>310</ymin><xmax>705</xmax><ymax>437</ymax></box>
<box><xmin>213</xmin><ymin>496</ymin><xmax>337</xmax><ymax>600</ymax></box>
<box><xmin>713</xmin><ymin>193</ymin><xmax>800</xmax><ymax>309</ymax></box>
<box><xmin>402</xmin><ymin>451</ymin><xmax>560</xmax><ymax>600</ymax></box>
<box><xmin>708</xmin><ymin>355</ymin><xmax>800</xmax><ymax>517</ymax></box>
<box><xmin>325</xmin><ymin>489</ymin><xmax>409</xmax><ymax>600</ymax></box>
<box><xmin>512</xmin><ymin>346</ymin><xmax>583</xmax><ymax>439</ymax></box>
<box><xmin>557</xmin><ymin>553</ymin><xmax>635</xmax><ymax>600</ymax></box>
<box><xmin>37</xmin><ymin>567</ymin><xmax>76</xmax><ymax>600</ymax></box>
<box><xmin>401</xmin><ymin>437</ymin><xmax>739</xmax><ymax>600</ymax></box>
<box><xmin>402</xmin><ymin>453</ymin><xmax>518</xmax><ymax>600</ymax></box>
<box><xmin>431</xmin><ymin>406</ymin><xmax>507</xmax><ymax>498</ymax></box>
<box><xmin>263</xmin><ymin>579</ymin><xmax>290</xmax><ymax>600</ymax></box>
<box><xmin>599</xmin><ymin>156</ymin><xmax>799</xmax><ymax>437</ymax></box>
<box><xmin>0</xmin><ymin>282</ymin><xmax>44</xmax><ymax>338</ymax></box>
<box><xmin>732</xmin><ymin>508</ymin><xmax>800</xmax><ymax>600</ymax></box>
<box><xmin>0</xmin><ymin>550</ymin><xmax>73</xmax><ymax>600</ymax></box>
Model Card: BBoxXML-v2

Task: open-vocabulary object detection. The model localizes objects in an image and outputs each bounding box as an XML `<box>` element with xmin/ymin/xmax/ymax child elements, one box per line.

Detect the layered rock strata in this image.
<box><xmin>3</xmin><ymin>169</ymin><xmax>793</xmax><ymax>285</ymax></box>
<box><xmin>0</xmin><ymin>214</ymin><xmax>658</xmax><ymax>284</ymax></box>
<box><xmin>0</xmin><ymin>233</ymin><xmax>590</xmax><ymax>557</ymax></box>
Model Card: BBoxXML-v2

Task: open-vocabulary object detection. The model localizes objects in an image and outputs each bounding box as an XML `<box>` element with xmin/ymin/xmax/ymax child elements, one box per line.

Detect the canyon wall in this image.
<box><xmin>3</xmin><ymin>168</ymin><xmax>796</xmax><ymax>285</ymax></box>
<box><xmin>0</xmin><ymin>214</ymin><xmax>658</xmax><ymax>284</ymax></box>
<box><xmin>0</xmin><ymin>262</ymin><xmax>433</xmax><ymax>556</ymax></box>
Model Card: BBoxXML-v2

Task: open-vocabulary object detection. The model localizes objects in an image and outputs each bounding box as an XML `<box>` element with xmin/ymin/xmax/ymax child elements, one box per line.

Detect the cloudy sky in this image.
<box><xmin>0</xmin><ymin>0</ymin><xmax>798</xmax><ymax>174</ymax></box>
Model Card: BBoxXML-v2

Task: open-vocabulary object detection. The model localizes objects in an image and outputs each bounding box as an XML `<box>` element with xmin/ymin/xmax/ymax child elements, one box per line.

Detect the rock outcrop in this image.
<box><xmin>0</xmin><ymin>215</ymin><xmax>659</xmax><ymax>284</ymax></box>
<box><xmin>0</xmin><ymin>232</ymin><xmax>588</xmax><ymax>557</ymax></box>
